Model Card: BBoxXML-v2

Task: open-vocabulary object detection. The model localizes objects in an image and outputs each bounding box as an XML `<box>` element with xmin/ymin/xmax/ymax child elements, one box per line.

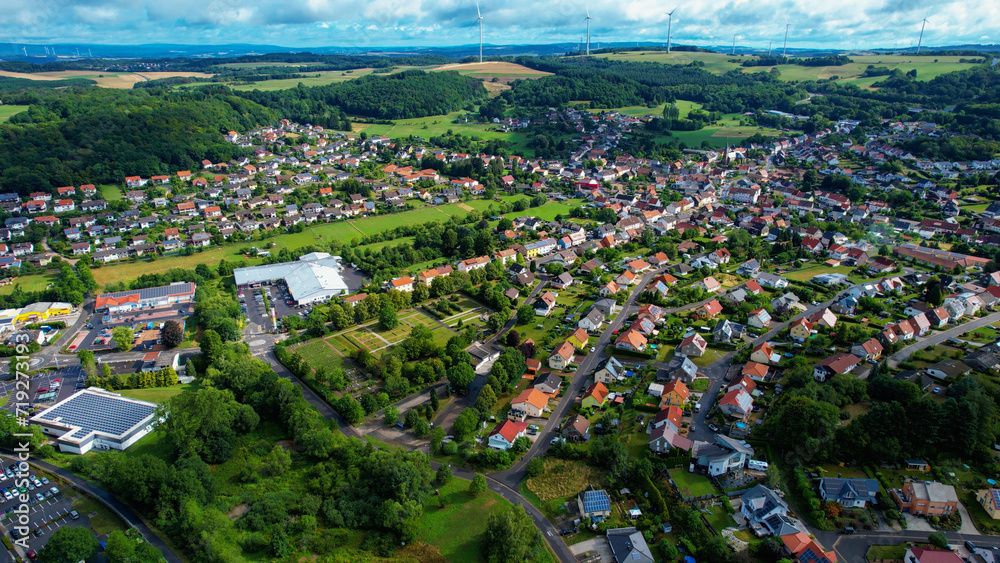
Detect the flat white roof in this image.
<box><xmin>234</xmin><ymin>253</ymin><xmax>349</xmax><ymax>303</ymax></box>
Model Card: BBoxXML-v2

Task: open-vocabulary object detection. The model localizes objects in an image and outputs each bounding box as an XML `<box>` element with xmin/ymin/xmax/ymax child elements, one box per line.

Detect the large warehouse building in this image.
<box><xmin>233</xmin><ymin>252</ymin><xmax>350</xmax><ymax>306</ymax></box>
<box><xmin>30</xmin><ymin>388</ymin><xmax>160</xmax><ymax>454</ymax></box>
<box><xmin>95</xmin><ymin>282</ymin><xmax>197</xmax><ymax>313</ymax></box>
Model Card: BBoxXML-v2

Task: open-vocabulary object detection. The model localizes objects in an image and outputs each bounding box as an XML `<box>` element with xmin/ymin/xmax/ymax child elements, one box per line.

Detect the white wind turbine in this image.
<box><xmin>584</xmin><ymin>5</ymin><xmax>592</xmax><ymax>55</ymax></box>
<box><xmin>781</xmin><ymin>20</ymin><xmax>790</xmax><ymax>57</ymax></box>
<box><xmin>665</xmin><ymin>6</ymin><xmax>678</xmax><ymax>54</ymax></box>
<box><xmin>476</xmin><ymin>0</ymin><xmax>484</xmax><ymax>63</ymax></box>
<box><xmin>916</xmin><ymin>17</ymin><xmax>929</xmax><ymax>54</ymax></box>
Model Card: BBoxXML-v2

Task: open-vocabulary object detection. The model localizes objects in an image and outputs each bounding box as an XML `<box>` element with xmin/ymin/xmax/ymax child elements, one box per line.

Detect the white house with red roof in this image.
<box><xmin>487</xmin><ymin>420</ymin><xmax>529</xmax><ymax>450</ymax></box>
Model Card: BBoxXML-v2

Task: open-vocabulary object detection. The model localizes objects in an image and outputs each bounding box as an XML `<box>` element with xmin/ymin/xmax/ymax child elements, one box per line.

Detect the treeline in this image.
<box><xmin>0</xmin><ymin>76</ymin><xmax>95</xmax><ymax>91</ymax></box>
<box><xmin>0</xmin><ymin>261</ymin><xmax>95</xmax><ymax>310</ymax></box>
<box><xmin>0</xmin><ymin>87</ymin><xmax>276</xmax><ymax>195</ymax></box>
<box><xmin>504</xmin><ymin>56</ymin><xmax>806</xmax><ymax>114</ymax></box>
<box><xmin>741</xmin><ymin>55</ymin><xmax>853</xmax><ymax>67</ymax></box>
<box><xmin>235</xmin><ymin>70</ymin><xmax>487</xmax><ymax>125</ymax></box>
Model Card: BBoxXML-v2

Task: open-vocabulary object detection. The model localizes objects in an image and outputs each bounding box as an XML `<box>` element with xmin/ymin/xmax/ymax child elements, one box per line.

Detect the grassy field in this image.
<box><xmin>91</xmin><ymin>246</ymin><xmax>263</xmax><ymax>288</ymax></box>
<box><xmin>498</xmin><ymin>197</ymin><xmax>587</xmax><ymax>222</ymax></box>
<box><xmin>668</xmin><ymin>468</ymin><xmax>717</xmax><ymax>498</ymax></box>
<box><xmin>703</xmin><ymin>507</ymin><xmax>736</xmax><ymax>533</ymax></box>
<box><xmin>419</xmin><ymin>478</ymin><xmax>554</xmax><ymax>563</ymax></box>
<box><xmin>227</xmin><ymin>68</ymin><xmax>383</xmax><ymax>91</ymax></box>
<box><xmin>0</xmin><ymin>105</ymin><xmax>27</xmax><ymax>122</ymax></box>
<box><xmin>784</xmin><ymin>265</ymin><xmax>857</xmax><ymax>282</ymax></box>
<box><xmin>0</xmin><ymin>272</ymin><xmax>56</xmax><ymax>295</ymax></box>
<box><xmin>100</xmin><ymin>184</ymin><xmax>122</xmax><ymax>201</ymax></box>
<box><xmin>525</xmin><ymin>459</ymin><xmax>605</xmax><ymax>502</ymax></box>
<box><xmin>291</xmin><ymin>340</ymin><xmax>346</xmax><ymax>374</ymax></box>
<box><xmin>354</xmin><ymin>110</ymin><xmax>537</xmax><ymax>154</ymax></box>
<box><xmin>589</xmin><ymin>51</ymin><xmax>981</xmax><ymax>86</ymax></box>
<box><xmin>117</xmin><ymin>382</ymin><xmax>201</xmax><ymax>404</ymax></box>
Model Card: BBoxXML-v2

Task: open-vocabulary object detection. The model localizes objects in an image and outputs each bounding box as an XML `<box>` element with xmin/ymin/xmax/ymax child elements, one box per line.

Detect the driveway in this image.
<box><xmin>570</xmin><ymin>537</ymin><xmax>612</xmax><ymax>562</ymax></box>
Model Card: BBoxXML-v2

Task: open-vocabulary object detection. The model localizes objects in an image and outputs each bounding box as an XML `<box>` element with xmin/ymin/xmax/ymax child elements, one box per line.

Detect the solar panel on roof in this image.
<box><xmin>992</xmin><ymin>489</ymin><xmax>1000</xmax><ymax>507</ymax></box>
<box><xmin>37</xmin><ymin>392</ymin><xmax>155</xmax><ymax>437</ymax></box>
<box><xmin>582</xmin><ymin>490</ymin><xmax>610</xmax><ymax>513</ymax></box>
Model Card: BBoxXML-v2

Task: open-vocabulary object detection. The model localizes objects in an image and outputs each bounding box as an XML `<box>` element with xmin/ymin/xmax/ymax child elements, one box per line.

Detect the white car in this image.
<box><xmin>590</xmin><ymin>347</ymin><xmax>596</xmax><ymax>353</ymax></box>
<box><xmin>2</xmin><ymin>490</ymin><xmax>11</xmax><ymax>501</ymax></box>
<box><xmin>49</xmin><ymin>487</ymin><xmax>58</xmax><ymax>495</ymax></box>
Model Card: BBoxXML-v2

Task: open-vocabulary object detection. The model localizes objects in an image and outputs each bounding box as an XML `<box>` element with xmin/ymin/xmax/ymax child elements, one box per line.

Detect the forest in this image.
<box><xmin>0</xmin><ymin>87</ymin><xmax>276</xmax><ymax>194</ymax></box>
<box><xmin>235</xmin><ymin>70</ymin><xmax>488</xmax><ymax>124</ymax></box>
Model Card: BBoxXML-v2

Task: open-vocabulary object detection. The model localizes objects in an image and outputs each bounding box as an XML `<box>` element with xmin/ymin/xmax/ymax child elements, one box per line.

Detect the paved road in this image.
<box><xmin>820</xmin><ymin>529</ymin><xmax>1000</xmax><ymax>563</ymax></box>
<box><xmin>8</xmin><ymin>454</ymin><xmax>183</xmax><ymax>563</ymax></box>
<box><xmin>887</xmin><ymin>311</ymin><xmax>1000</xmax><ymax>367</ymax></box>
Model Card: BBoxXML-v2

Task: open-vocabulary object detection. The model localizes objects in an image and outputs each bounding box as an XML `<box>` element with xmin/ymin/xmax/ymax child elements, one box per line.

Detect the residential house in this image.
<box><xmin>548</xmin><ymin>342</ymin><xmax>576</xmax><ymax>371</ymax></box>
<box><xmin>486</xmin><ymin>420</ymin><xmax>529</xmax><ymax>451</ymax></box>
<box><xmin>851</xmin><ymin>338</ymin><xmax>884</xmax><ymax>362</ymax></box>
<box><xmin>534</xmin><ymin>292</ymin><xmax>558</xmax><ymax>316</ymax></box>
<box><xmin>563</xmin><ymin>414</ymin><xmax>591</xmax><ymax>442</ymax></box>
<box><xmin>699</xmin><ymin>276</ymin><xmax>722</xmax><ymax>293</ymax></box>
<box><xmin>713</xmin><ymin>319</ymin><xmax>744</xmax><ymax>344</ymax></box>
<box><xmin>750</xmin><ymin>342</ymin><xmax>778</xmax><ymax>364</ymax></box>
<box><xmin>607</xmin><ymin>527</ymin><xmax>654</xmax><ymax>563</ymax></box>
<box><xmin>813</xmin><ymin>353</ymin><xmax>860</xmax><ymax>382</ymax></box>
<box><xmin>593</xmin><ymin>298</ymin><xmax>619</xmax><ymax>317</ymax></box>
<box><xmin>719</xmin><ymin>388</ymin><xmax>753</xmax><ymax>420</ymax></box>
<box><xmin>389</xmin><ymin>276</ymin><xmax>415</xmax><ymax>292</ymax></box>
<box><xmin>593</xmin><ymin>357</ymin><xmax>626</xmax><ymax>385</ymax></box>
<box><xmin>509</xmin><ymin>388</ymin><xmax>549</xmax><ymax>420</ymax></box>
<box><xmin>582</xmin><ymin>382</ymin><xmax>610</xmax><ymax>410</ymax></box>
<box><xmin>649</xmin><ymin>423</ymin><xmax>693</xmax><ymax>454</ymax></box>
<box><xmin>976</xmin><ymin>489</ymin><xmax>1000</xmax><ymax>520</ymax></box>
<box><xmin>578</xmin><ymin>487</ymin><xmax>613</xmax><ymax>520</ymax></box>
<box><xmin>678</xmin><ymin>333</ymin><xmax>708</xmax><ymax>357</ymax></box>
<box><xmin>892</xmin><ymin>481</ymin><xmax>959</xmax><ymax>517</ymax></box>
<box><xmin>818</xmin><ymin>478</ymin><xmax>880</xmax><ymax>507</ymax></box>
<box><xmin>789</xmin><ymin>318</ymin><xmax>813</xmax><ymax>342</ymax></box>
<box><xmin>902</xmin><ymin>548</ymin><xmax>961</xmax><ymax>563</ymax></box>
<box><xmin>532</xmin><ymin>372</ymin><xmax>562</xmax><ymax>395</ymax></box>
<box><xmin>808</xmin><ymin>308</ymin><xmax>838</xmax><ymax>329</ymax></box>
<box><xmin>615</xmin><ymin>329</ymin><xmax>648</xmax><ymax>352</ymax></box>
<box><xmin>741</xmin><ymin>485</ymin><xmax>804</xmax><ymax>537</ymax></box>
<box><xmin>567</xmin><ymin>327</ymin><xmax>589</xmax><ymax>350</ymax></box>
<box><xmin>748</xmin><ymin>309</ymin><xmax>772</xmax><ymax>329</ymax></box>
<box><xmin>780</xmin><ymin>533</ymin><xmax>837</xmax><ymax>563</ymax></box>
<box><xmin>757</xmin><ymin>273</ymin><xmax>789</xmax><ymax>289</ymax></box>
<box><xmin>661</xmin><ymin>380</ymin><xmax>691</xmax><ymax>408</ymax></box>
<box><xmin>658</xmin><ymin>355</ymin><xmax>698</xmax><ymax>383</ymax></box>
<box><xmin>694</xmin><ymin>299</ymin><xmax>723</xmax><ymax>320</ymax></box>
<box><xmin>695</xmin><ymin>434</ymin><xmax>755</xmax><ymax>476</ymax></box>
<box><xmin>578</xmin><ymin>308</ymin><xmax>605</xmax><ymax>332</ymax></box>
<box><xmin>743</xmin><ymin>361</ymin><xmax>770</xmax><ymax>382</ymax></box>
<box><xmin>927</xmin><ymin>359</ymin><xmax>971</xmax><ymax>380</ymax></box>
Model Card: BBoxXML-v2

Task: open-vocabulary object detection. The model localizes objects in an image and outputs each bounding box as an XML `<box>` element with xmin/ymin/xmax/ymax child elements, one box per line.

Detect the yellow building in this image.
<box><xmin>13</xmin><ymin>302</ymin><xmax>72</xmax><ymax>323</ymax></box>
<box><xmin>789</xmin><ymin>318</ymin><xmax>813</xmax><ymax>342</ymax></box>
<box><xmin>978</xmin><ymin>489</ymin><xmax>1000</xmax><ymax>520</ymax></box>
<box><xmin>567</xmin><ymin>328</ymin><xmax>589</xmax><ymax>350</ymax></box>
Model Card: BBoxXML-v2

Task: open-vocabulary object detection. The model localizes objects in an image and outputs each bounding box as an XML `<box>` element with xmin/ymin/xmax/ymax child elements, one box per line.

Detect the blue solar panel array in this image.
<box><xmin>37</xmin><ymin>392</ymin><xmax>155</xmax><ymax>437</ymax></box>
<box><xmin>582</xmin><ymin>489</ymin><xmax>611</xmax><ymax>513</ymax></box>
<box><xmin>992</xmin><ymin>489</ymin><xmax>1000</xmax><ymax>508</ymax></box>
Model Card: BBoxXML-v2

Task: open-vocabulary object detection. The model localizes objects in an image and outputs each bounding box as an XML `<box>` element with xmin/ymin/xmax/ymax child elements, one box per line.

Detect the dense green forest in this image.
<box><xmin>0</xmin><ymin>88</ymin><xmax>275</xmax><ymax>194</ymax></box>
<box><xmin>235</xmin><ymin>70</ymin><xmax>488</xmax><ymax>123</ymax></box>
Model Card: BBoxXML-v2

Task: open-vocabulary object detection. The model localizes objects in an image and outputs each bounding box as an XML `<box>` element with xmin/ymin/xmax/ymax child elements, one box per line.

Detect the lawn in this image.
<box><xmin>0</xmin><ymin>105</ymin><xmax>27</xmax><ymax>122</ymax></box>
<box><xmin>503</xmin><ymin>198</ymin><xmax>586</xmax><ymax>222</ymax></box>
<box><xmin>101</xmin><ymin>184</ymin><xmax>122</xmax><ymax>201</ymax></box>
<box><xmin>866</xmin><ymin>544</ymin><xmax>908</xmax><ymax>560</ymax></box>
<box><xmin>91</xmin><ymin>246</ymin><xmax>263</xmax><ymax>288</ymax></box>
<box><xmin>70</xmin><ymin>496</ymin><xmax>128</xmax><ymax>535</ymax></box>
<box><xmin>690</xmin><ymin>348</ymin><xmax>725</xmax><ymax>368</ymax></box>
<box><xmin>702</xmin><ymin>507</ymin><xmax>736</xmax><ymax>533</ymax></box>
<box><xmin>290</xmin><ymin>340</ymin><xmax>346</xmax><ymax>374</ymax></box>
<box><xmin>420</xmin><ymin>478</ymin><xmax>545</xmax><ymax>563</ymax></box>
<box><xmin>817</xmin><ymin>463</ymin><xmax>870</xmax><ymax>480</ymax></box>
<box><xmin>784</xmin><ymin>265</ymin><xmax>857</xmax><ymax>282</ymax></box>
<box><xmin>117</xmin><ymin>381</ymin><xmax>200</xmax><ymax>404</ymax></box>
<box><xmin>0</xmin><ymin>272</ymin><xmax>56</xmax><ymax>295</ymax></box>
<box><xmin>122</xmin><ymin>429</ymin><xmax>173</xmax><ymax>462</ymax></box>
<box><xmin>668</xmin><ymin>468</ymin><xmax>717</xmax><ymax>498</ymax></box>
<box><xmin>962</xmin><ymin>326</ymin><xmax>999</xmax><ymax>344</ymax></box>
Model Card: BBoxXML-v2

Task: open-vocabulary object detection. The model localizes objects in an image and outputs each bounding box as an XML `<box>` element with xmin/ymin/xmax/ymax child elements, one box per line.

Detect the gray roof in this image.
<box><xmin>607</xmin><ymin>527</ymin><xmax>654</xmax><ymax>563</ymax></box>
<box><xmin>819</xmin><ymin>478</ymin><xmax>880</xmax><ymax>502</ymax></box>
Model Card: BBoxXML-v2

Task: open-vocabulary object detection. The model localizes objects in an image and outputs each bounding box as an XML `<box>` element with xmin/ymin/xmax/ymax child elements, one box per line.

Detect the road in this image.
<box><xmin>820</xmin><ymin>528</ymin><xmax>1000</xmax><ymax>563</ymax></box>
<box><xmin>887</xmin><ymin>311</ymin><xmax>1000</xmax><ymax>367</ymax></box>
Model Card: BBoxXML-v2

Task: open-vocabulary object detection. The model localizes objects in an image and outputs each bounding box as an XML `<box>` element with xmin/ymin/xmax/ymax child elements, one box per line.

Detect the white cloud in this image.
<box><xmin>0</xmin><ymin>0</ymin><xmax>995</xmax><ymax>48</ymax></box>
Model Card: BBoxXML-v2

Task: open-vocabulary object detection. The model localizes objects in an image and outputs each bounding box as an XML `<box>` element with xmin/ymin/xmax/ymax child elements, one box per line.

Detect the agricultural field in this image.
<box><xmin>0</xmin><ymin>70</ymin><xmax>213</xmax><ymax>88</ymax></box>
<box><xmin>354</xmin><ymin>110</ymin><xmax>537</xmax><ymax>154</ymax></box>
<box><xmin>590</xmin><ymin>51</ymin><xmax>982</xmax><ymax>86</ymax></box>
<box><xmin>0</xmin><ymin>105</ymin><xmax>27</xmax><ymax>122</ymax></box>
<box><xmin>432</xmin><ymin>61</ymin><xmax>552</xmax><ymax>95</ymax></box>
<box><xmin>226</xmin><ymin>68</ymin><xmax>385</xmax><ymax>91</ymax></box>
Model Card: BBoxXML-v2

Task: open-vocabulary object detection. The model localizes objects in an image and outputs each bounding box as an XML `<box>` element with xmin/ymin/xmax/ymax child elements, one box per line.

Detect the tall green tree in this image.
<box><xmin>38</xmin><ymin>526</ymin><xmax>98</xmax><ymax>563</ymax></box>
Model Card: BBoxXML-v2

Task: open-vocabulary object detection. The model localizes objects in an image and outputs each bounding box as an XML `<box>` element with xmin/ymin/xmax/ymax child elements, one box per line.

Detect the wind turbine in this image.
<box><xmin>781</xmin><ymin>20</ymin><xmax>790</xmax><ymax>57</ymax></box>
<box><xmin>584</xmin><ymin>5</ymin><xmax>592</xmax><ymax>55</ymax></box>
<box><xmin>21</xmin><ymin>47</ymin><xmax>26</xmax><ymax>56</ymax></box>
<box><xmin>475</xmin><ymin>0</ymin><xmax>484</xmax><ymax>63</ymax></box>
<box><xmin>916</xmin><ymin>18</ymin><xmax>929</xmax><ymax>54</ymax></box>
<box><xmin>732</xmin><ymin>34</ymin><xmax>737</xmax><ymax>55</ymax></box>
<box><xmin>665</xmin><ymin>6</ymin><xmax>678</xmax><ymax>54</ymax></box>
<box><xmin>767</xmin><ymin>40</ymin><xmax>772</xmax><ymax>56</ymax></box>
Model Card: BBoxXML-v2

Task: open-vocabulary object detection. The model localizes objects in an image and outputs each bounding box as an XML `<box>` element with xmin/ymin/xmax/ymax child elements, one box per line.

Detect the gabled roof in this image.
<box><xmin>552</xmin><ymin>341</ymin><xmax>575</xmax><ymax>361</ymax></box>
<box><xmin>662</xmin><ymin>380</ymin><xmax>690</xmax><ymax>401</ymax></box>
<box><xmin>584</xmin><ymin>381</ymin><xmax>609</xmax><ymax>404</ymax></box>
<box><xmin>488</xmin><ymin>420</ymin><xmax>528</xmax><ymax>443</ymax></box>
<box><xmin>512</xmin><ymin>388</ymin><xmax>549</xmax><ymax>410</ymax></box>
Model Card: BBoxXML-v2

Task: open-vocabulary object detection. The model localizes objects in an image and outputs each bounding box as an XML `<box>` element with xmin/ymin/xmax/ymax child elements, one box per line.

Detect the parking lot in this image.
<box><xmin>0</xmin><ymin>457</ymin><xmax>106</xmax><ymax>559</ymax></box>
<box><xmin>70</xmin><ymin>303</ymin><xmax>192</xmax><ymax>353</ymax></box>
<box><xmin>0</xmin><ymin>366</ymin><xmax>86</xmax><ymax>416</ymax></box>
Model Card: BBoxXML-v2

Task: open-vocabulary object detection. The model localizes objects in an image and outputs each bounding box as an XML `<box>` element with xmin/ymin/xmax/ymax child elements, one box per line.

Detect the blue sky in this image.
<box><xmin>1</xmin><ymin>0</ymin><xmax>995</xmax><ymax>49</ymax></box>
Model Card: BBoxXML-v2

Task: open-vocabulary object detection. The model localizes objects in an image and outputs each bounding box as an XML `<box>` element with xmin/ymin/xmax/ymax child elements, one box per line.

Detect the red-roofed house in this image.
<box><xmin>582</xmin><ymin>382</ymin><xmax>609</xmax><ymax>410</ymax></box>
<box><xmin>487</xmin><ymin>420</ymin><xmax>529</xmax><ymax>450</ymax></box>
<box><xmin>548</xmin><ymin>341</ymin><xmax>576</xmax><ymax>371</ymax></box>
<box><xmin>510</xmin><ymin>388</ymin><xmax>549</xmax><ymax>420</ymax></box>
<box><xmin>615</xmin><ymin>329</ymin><xmax>648</xmax><ymax>352</ymax></box>
<box><xmin>719</xmin><ymin>388</ymin><xmax>753</xmax><ymax>419</ymax></box>
<box><xmin>902</xmin><ymin>548</ymin><xmax>961</xmax><ymax>563</ymax></box>
<box><xmin>661</xmin><ymin>380</ymin><xmax>690</xmax><ymax>408</ymax></box>
<box><xmin>694</xmin><ymin>299</ymin><xmax>723</xmax><ymax>320</ymax></box>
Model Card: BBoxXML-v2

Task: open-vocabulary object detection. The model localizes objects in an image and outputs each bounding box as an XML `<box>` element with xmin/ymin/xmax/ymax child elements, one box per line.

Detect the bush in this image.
<box><xmin>928</xmin><ymin>532</ymin><xmax>948</xmax><ymax>548</ymax></box>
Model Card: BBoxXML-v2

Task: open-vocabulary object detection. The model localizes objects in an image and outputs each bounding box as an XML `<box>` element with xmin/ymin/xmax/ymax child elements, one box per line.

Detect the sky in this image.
<box><xmin>0</xmin><ymin>0</ymin><xmax>996</xmax><ymax>50</ymax></box>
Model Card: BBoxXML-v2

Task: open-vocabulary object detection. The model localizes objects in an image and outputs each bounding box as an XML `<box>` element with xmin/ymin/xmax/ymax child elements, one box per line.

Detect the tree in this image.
<box><xmin>38</xmin><ymin>526</ymin><xmax>98</xmax><ymax>563</ymax></box>
<box><xmin>111</xmin><ymin>326</ymin><xmax>135</xmax><ymax>352</ymax></box>
<box><xmin>104</xmin><ymin>530</ymin><xmax>163</xmax><ymax>563</ymax></box>
<box><xmin>475</xmin><ymin>384</ymin><xmax>497</xmax><ymax>413</ymax></box>
<box><xmin>447</xmin><ymin>363</ymin><xmax>475</xmax><ymax>390</ymax></box>
<box><xmin>384</xmin><ymin>406</ymin><xmax>400</xmax><ymax>425</ymax></box>
<box><xmin>482</xmin><ymin>505</ymin><xmax>542</xmax><ymax>563</ymax></box>
<box><xmin>928</xmin><ymin>532</ymin><xmax>948</xmax><ymax>549</ymax></box>
<box><xmin>429</xmin><ymin>388</ymin><xmax>440</xmax><ymax>412</ymax></box>
<box><xmin>200</xmin><ymin>329</ymin><xmax>223</xmax><ymax>364</ymax></box>
<box><xmin>160</xmin><ymin>320</ymin><xmax>183</xmax><ymax>348</ymax></box>
<box><xmin>379</xmin><ymin>303</ymin><xmax>399</xmax><ymax>330</ymax></box>
<box><xmin>470</xmin><ymin>473</ymin><xmax>488</xmax><ymax>496</ymax></box>
<box><xmin>517</xmin><ymin>304</ymin><xmax>534</xmax><ymax>324</ymax></box>
<box><xmin>436</xmin><ymin>464</ymin><xmax>452</xmax><ymax>485</ymax></box>
<box><xmin>525</xmin><ymin>457</ymin><xmax>545</xmax><ymax>479</ymax></box>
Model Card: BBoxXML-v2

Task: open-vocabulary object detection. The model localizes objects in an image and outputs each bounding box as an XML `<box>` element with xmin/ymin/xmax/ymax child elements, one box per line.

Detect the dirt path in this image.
<box><xmin>346</xmin><ymin>221</ymin><xmax>365</xmax><ymax>235</ymax></box>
